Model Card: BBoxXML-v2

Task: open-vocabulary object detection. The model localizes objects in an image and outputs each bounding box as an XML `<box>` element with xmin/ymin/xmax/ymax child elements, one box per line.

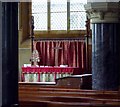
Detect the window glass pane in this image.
<box><xmin>51</xmin><ymin>0</ymin><xmax>67</xmax><ymax>30</ymax></box>
<box><xmin>32</xmin><ymin>0</ymin><xmax>47</xmax><ymax>30</ymax></box>
<box><xmin>51</xmin><ymin>13</ymin><xmax>67</xmax><ymax>30</ymax></box>
<box><xmin>70</xmin><ymin>0</ymin><xmax>87</xmax><ymax>30</ymax></box>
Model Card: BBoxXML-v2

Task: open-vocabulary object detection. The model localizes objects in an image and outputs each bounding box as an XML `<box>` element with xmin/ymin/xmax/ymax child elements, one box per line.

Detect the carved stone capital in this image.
<box><xmin>84</xmin><ymin>2</ymin><xmax>120</xmax><ymax>23</ymax></box>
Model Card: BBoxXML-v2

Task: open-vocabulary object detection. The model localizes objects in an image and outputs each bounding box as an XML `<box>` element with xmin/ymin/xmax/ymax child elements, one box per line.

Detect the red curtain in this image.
<box><xmin>35</xmin><ymin>39</ymin><xmax>86</xmax><ymax>71</ymax></box>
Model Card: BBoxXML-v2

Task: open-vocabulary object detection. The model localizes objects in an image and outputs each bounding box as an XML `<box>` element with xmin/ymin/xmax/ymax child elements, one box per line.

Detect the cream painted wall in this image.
<box><xmin>18</xmin><ymin>26</ymin><xmax>31</xmax><ymax>81</ymax></box>
<box><xmin>19</xmin><ymin>48</ymin><xmax>31</xmax><ymax>81</ymax></box>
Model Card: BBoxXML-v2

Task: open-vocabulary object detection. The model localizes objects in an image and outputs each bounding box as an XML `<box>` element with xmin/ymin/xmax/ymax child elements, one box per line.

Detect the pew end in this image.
<box><xmin>55</xmin><ymin>74</ymin><xmax>92</xmax><ymax>89</ymax></box>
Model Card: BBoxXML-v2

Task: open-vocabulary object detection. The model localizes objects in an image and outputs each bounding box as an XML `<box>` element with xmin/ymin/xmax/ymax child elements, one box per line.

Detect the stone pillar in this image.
<box><xmin>85</xmin><ymin>2</ymin><xmax>120</xmax><ymax>90</ymax></box>
<box><xmin>0</xmin><ymin>2</ymin><xmax>18</xmax><ymax>107</ymax></box>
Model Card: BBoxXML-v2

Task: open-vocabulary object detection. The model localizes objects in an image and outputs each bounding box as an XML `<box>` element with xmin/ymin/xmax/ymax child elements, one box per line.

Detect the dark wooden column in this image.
<box><xmin>0</xmin><ymin>2</ymin><xmax>18</xmax><ymax>107</ymax></box>
<box><xmin>85</xmin><ymin>2</ymin><xmax>120</xmax><ymax>90</ymax></box>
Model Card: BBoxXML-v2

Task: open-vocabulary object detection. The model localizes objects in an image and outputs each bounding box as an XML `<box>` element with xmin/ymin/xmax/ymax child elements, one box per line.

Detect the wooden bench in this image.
<box><xmin>19</xmin><ymin>83</ymin><xmax>120</xmax><ymax>99</ymax></box>
<box><xmin>55</xmin><ymin>74</ymin><xmax>92</xmax><ymax>89</ymax></box>
<box><xmin>20</xmin><ymin>100</ymin><xmax>120</xmax><ymax>107</ymax></box>
<box><xmin>20</xmin><ymin>92</ymin><xmax>120</xmax><ymax>107</ymax></box>
<box><xmin>19</xmin><ymin>83</ymin><xmax>120</xmax><ymax>107</ymax></box>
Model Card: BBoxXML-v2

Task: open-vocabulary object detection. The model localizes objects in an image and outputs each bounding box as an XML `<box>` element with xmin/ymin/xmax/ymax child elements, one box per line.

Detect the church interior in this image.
<box><xmin>0</xmin><ymin>0</ymin><xmax>120</xmax><ymax>107</ymax></box>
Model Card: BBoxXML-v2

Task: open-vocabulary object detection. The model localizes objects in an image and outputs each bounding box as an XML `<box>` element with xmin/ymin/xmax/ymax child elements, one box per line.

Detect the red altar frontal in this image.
<box><xmin>21</xmin><ymin>66</ymin><xmax>80</xmax><ymax>82</ymax></box>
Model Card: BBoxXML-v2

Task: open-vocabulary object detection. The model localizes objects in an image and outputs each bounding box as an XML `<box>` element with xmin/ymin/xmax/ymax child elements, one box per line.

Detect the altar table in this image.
<box><xmin>21</xmin><ymin>66</ymin><xmax>80</xmax><ymax>82</ymax></box>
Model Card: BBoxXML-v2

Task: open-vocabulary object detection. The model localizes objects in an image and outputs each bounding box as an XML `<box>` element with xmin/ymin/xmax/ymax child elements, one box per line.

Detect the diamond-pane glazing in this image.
<box><xmin>32</xmin><ymin>0</ymin><xmax>87</xmax><ymax>31</ymax></box>
<box><xmin>51</xmin><ymin>13</ymin><xmax>67</xmax><ymax>30</ymax></box>
<box><xmin>32</xmin><ymin>1</ymin><xmax>47</xmax><ymax>13</ymax></box>
<box><xmin>51</xmin><ymin>0</ymin><xmax>67</xmax><ymax>30</ymax></box>
<box><xmin>70</xmin><ymin>12</ymin><xmax>86</xmax><ymax>30</ymax></box>
<box><xmin>32</xmin><ymin>0</ymin><xmax>47</xmax><ymax>30</ymax></box>
<box><xmin>33</xmin><ymin>14</ymin><xmax>47</xmax><ymax>30</ymax></box>
<box><xmin>70</xmin><ymin>2</ymin><xmax>85</xmax><ymax>11</ymax></box>
<box><xmin>70</xmin><ymin>1</ymin><xmax>86</xmax><ymax>30</ymax></box>
<box><xmin>51</xmin><ymin>0</ymin><xmax>67</xmax><ymax>12</ymax></box>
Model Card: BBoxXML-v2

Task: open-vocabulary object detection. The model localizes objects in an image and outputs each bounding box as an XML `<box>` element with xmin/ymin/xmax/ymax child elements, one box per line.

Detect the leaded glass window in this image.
<box><xmin>32</xmin><ymin>0</ymin><xmax>87</xmax><ymax>31</ymax></box>
<box><xmin>32</xmin><ymin>0</ymin><xmax>47</xmax><ymax>30</ymax></box>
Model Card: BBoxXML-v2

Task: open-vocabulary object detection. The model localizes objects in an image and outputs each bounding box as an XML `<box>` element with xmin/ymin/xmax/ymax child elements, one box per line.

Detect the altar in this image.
<box><xmin>21</xmin><ymin>66</ymin><xmax>81</xmax><ymax>82</ymax></box>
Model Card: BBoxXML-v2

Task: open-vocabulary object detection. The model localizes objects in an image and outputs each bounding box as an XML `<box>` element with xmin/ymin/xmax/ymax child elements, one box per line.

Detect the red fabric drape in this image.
<box><xmin>35</xmin><ymin>40</ymin><xmax>86</xmax><ymax>72</ymax></box>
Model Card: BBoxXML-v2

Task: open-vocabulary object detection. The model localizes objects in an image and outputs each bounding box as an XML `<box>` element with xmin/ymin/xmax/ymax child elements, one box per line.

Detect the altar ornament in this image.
<box><xmin>30</xmin><ymin>49</ymin><xmax>40</xmax><ymax>66</ymax></box>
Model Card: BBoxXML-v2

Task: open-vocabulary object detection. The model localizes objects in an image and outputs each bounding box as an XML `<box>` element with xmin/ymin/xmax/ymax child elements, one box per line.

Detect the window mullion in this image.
<box><xmin>47</xmin><ymin>0</ymin><xmax>51</xmax><ymax>31</ymax></box>
<box><xmin>67</xmin><ymin>1</ymin><xmax>70</xmax><ymax>31</ymax></box>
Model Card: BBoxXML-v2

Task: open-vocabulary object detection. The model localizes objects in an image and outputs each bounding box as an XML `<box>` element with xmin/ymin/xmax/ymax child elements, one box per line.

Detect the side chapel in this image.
<box><xmin>19</xmin><ymin>0</ymin><xmax>91</xmax><ymax>83</ymax></box>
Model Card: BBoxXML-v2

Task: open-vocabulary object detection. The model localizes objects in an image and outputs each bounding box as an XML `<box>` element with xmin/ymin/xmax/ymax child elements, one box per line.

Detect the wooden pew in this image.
<box><xmin>55</xmin><ymin>74</ymin><xmax>92</xmax><ymax>89</ymax></box>
<box><xmin>19</xmin><ymin>82</ymin><xmax>119</xmax><ymax>94</ymax></box>
<box><xmin>19</xmin><ymin>83</ymin><xmax>120</xmax><ymax>107</ymax></box>
<box><xmin>19</xmin><ymin>91</ymin><xmax>120</xmax><ymax>100</ymax></box>
<box><xmin>20</xmin><ymin>96</ymin><xmax>120</xmax><ymax>104</ymax></box>
<box><xmin>19</xmin><ymin>82</ymin><xmax>120</xmax><ymax>100</ymax></box>
<box><xmin>20</xmin><ymin>95</ymin><xmax>120</xmax><ymax>105</ymax></box>
<box><xmin>20</xmin><ymin>100</ymin><xmax>120</xmax><ymax>107</ymax></box>
<box><xmin>19</xmin><ymin>89</ymin><xmax>120</xmax><ymax>103</ymax></box>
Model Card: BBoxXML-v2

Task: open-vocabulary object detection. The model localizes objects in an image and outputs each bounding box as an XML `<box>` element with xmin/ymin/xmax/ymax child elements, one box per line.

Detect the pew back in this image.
<box><xmin>19</xmin><ymin>83</ymin><xmax>120</xmax><ymax>107</ymax></box>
